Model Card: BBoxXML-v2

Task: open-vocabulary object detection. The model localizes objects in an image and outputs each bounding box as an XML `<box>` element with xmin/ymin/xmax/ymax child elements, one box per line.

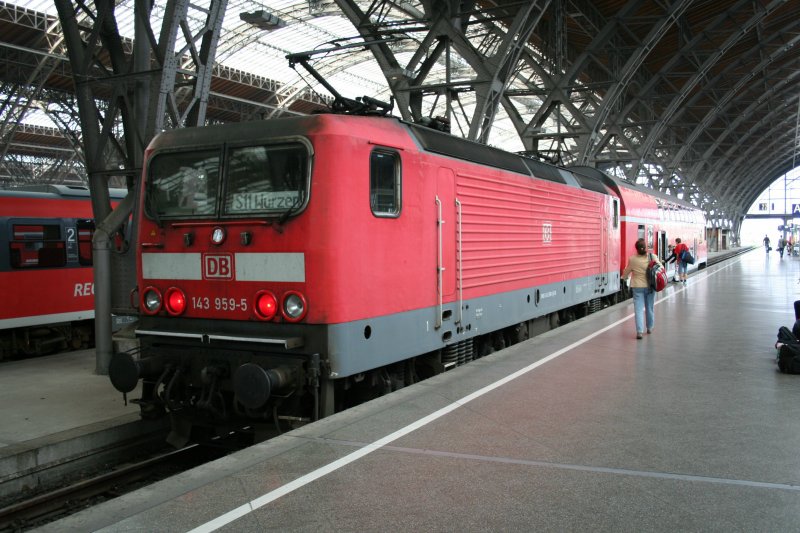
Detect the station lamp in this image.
<box><xmin>240</xmin><ymin>10</ymin><xmax>286</xmax><ymax>31</ymax></box>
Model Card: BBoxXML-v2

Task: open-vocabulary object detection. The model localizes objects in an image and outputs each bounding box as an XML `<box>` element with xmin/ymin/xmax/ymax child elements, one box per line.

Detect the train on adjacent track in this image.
<box><xmin>0</xmin><ymin>185</ymin><xmax>126</xmax><ymax>359</ymax></box>
<box><xmin>108</xmin><ymin>113</ymin><xmax>707</xmax><ymax>445</ymax></box>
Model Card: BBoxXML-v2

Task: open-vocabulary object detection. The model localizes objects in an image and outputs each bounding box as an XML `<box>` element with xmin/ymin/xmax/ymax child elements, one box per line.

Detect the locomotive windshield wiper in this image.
<box><xmin>275</xmin><ymin>196</ymin><xmax>302</xmax><ymax>227</ymax></box>
<box><xmin>145</xmin><ymin>181</ymin><xmax>162</xmax><ymax>227</ymax></box>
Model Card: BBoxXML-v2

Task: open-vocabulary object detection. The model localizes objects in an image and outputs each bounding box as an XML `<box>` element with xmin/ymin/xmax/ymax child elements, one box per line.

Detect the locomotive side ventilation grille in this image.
<box><xmin>456</xmin><ymin>171</ymin><xmax>605</xmax><ymax>289</ymax></box>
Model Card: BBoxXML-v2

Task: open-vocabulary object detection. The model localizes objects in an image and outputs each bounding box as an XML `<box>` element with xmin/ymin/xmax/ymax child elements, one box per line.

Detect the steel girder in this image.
<box><xmin>3</xmin><ymin>0</ymin><xmax>799</xmax><ymax>236</ymax></box>
<box><xmin>53</xmin><ymin>0</ymin><xmax>227</xmax><ymax>372</ymax></box>
<box><xmin>331</xmin><ymin>0</ymin><xmax>555</xmax><ymax>142</ymax></box>
<box><xmin>326</xmin><ymin>0</ymin><xmax>797</xmax><ymax>229</ymax></box>
<box><xmin>629</xmin><ymin>0</ymin><xmax>790</xmax><ymax>219</ymax></box>
<box><xmin>0</xmin><ymin>11</ymin><xmax>63</xmax><ymax>165</ymax></box>
<box><xmin>324</xmin><ymin>0</ymin><xmax>740</xmax><ymax>221</ymax></box>
<box><xmin>695</xmin><ymin>65</ymin><xmax>800</xmax><ymax>215</ymax></box>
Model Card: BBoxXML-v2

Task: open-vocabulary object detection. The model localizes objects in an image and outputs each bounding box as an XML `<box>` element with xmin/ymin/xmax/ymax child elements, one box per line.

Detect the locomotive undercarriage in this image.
<box><xmin>109</xmin><ymin>317</ymin><xmax>324</xmax><ymax>447</ymax></box>
<box><xmin>0</xmin><ymin>320</ymin><xmax>93</xmax><ymax>360</ymax></box>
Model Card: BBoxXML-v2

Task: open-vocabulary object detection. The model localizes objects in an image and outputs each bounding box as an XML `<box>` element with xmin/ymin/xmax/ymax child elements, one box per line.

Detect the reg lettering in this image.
<box><xmin>74</xmin><ymin>282</ymin><xmax>94</xmax><ymax>296</ymax></box>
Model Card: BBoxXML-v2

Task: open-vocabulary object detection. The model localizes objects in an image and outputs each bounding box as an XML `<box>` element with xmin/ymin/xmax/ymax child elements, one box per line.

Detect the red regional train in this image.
<box><xmin>0</xmin><ymin>185</ymin><xmax>126</xmax><ymax>359</ymax></box>
<box><xmin>108</xmin><ymin>113</ymin><xmax>707</xmax><ymax>443</ymax></box>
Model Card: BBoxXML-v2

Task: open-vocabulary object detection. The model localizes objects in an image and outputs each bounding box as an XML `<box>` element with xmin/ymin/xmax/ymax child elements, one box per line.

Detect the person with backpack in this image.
<box><xmin>673</xmin><ymin>238</ymin><xmax>689</xmax><ymax>283</ymax></box>
<box><xmin>622</xmin><ymin>238</ymin><xmax>661</xmax><ymax>339</ymax></box>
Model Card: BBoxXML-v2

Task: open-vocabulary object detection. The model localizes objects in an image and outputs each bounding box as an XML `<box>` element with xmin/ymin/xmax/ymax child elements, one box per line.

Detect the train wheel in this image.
<box><xmin>473</xmin><ymin>337</ymin><xmax>492</xmax><ymax>358</ymax></box>
<box><xmin>491</xmin><ymin>331</ymin><xmax>506</xmax><ymax>351</ymax></box>
<box><xmin>559</xmin><ymin>309</ymin><xmax>576</xmax><ymax>325</ymax></box>
<box><xmin>69</xmin><ymin>335</ymin><xmax>83</xmax><ymax>350</ymax></box>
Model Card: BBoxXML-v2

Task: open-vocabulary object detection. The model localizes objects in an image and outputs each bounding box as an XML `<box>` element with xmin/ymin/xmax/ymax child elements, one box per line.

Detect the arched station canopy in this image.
<box><xmin>0</xmin><ymin>0</ymin><xmax>798</xmax><ymax>234</ymax></box>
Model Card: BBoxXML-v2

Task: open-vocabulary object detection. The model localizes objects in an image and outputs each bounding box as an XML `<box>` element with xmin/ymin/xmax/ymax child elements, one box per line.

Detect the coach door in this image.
<box><xmin>436</xmin><ymin>168</ymin><xmax>457</xmax><ymax>329</ymax></box>
<box><xmin>600</xmin><ymin>209</ymin><xmax>609</xmax><ymax>289</ymax></box>
<box><xmin>657</xmin><ymin>231</ymin><xmax>668</xmax><ymax>263</ymax></box>
<box><xmin>602</xmin><ymin>197</ymin><xmax>619</xmax><ymax>289</ymax></box>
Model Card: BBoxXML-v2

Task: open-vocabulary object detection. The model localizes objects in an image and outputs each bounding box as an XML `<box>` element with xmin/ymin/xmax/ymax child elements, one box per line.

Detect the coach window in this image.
<box><xmin>370</xmin><ymin>149</ymin><xmax>401</xmax><ymax>217</ymax></box>
<box><xmin>9</xmin><ymin>223</ymin><xmax>66</xmax><ymax>268</ymax></box>
<box><xmin>77</xmin><ymin>220</ymin><xmax>95</xmax><ymax>266</ymax></box>
<box><xmin>612</xmin><ymin>198</ymin><xmax>619</xmax><ymax>228</ymax></box>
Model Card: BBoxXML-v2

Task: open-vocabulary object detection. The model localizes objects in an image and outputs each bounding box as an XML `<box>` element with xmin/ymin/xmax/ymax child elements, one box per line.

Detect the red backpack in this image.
<box><xmin>647</xmin><ymin>254</ymin><xmax>667</xmax><ymax>292</ymax></box>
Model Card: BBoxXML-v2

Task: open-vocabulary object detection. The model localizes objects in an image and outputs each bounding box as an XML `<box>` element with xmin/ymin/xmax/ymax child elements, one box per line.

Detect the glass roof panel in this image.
<box><xmin>3</xmin><ymin>1</ymin><xmax>544</xmax><ymax>151</ymax></box>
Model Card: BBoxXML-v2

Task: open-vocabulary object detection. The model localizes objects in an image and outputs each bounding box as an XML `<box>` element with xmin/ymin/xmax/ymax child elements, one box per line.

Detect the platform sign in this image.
<box><xmin>793</xmin><ymin>204</ymin><xmax>800</xmax><ymax>217</ymax></box>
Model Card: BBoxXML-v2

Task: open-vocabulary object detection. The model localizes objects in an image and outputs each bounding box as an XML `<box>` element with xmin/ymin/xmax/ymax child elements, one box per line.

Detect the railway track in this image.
<box><xmin>0</xmin><ymin>442</ymin><xmax>227</xmax><ymax>532</ymax></box>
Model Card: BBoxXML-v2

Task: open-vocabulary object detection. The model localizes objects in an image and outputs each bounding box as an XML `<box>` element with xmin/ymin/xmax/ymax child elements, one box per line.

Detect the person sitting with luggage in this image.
<box><xmin>776</xmin><ymin>318</ymin><xmax>800</xmax><ymax>374</ymax></box>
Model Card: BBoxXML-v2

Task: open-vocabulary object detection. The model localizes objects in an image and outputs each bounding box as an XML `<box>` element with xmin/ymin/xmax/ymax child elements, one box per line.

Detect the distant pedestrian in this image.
<box><xmin>778</xmin><ymin>237</ymin><xmax>786</xmax><ymax>259</ymax></box>
<box><xmin>764</xmin><ymin>234</ymin><xmax>771</xmax><ymax>253</ymax></box>
<box><xmin>622</xmin><ymin>238</ymin><xmax>659</xmax><ymax>339</ymax></box>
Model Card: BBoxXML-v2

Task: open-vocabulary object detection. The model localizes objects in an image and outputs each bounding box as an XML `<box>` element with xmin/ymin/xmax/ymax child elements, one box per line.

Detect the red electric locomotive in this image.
<box><xmin>109</xmin><ymin>113</ymin><xmax>706</xmax><ymax>443</ymax></box>
<box><xmin>0</xmin><ymin>185</ymin><xmax>126</xmax><ymax>359</ymax></box>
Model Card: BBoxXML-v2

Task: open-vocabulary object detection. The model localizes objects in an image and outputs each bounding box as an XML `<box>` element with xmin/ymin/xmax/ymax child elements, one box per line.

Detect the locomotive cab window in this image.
<box><xmin>9</xmin><ymin>223</ymin><xmax>66</xmax><ymax>268</ymax></box>
<box><xmin>223</xmin><ymin>142</ymin><xmax>309</xmax><ymax>216</ymax></box>
<box><xmin>147</xmin><ymin>150</ymin><xmax>220</xmax><ymax>219</ymax></box>
<box><xmin>370</xmin><ymin>149</ymin><xmax>401</xmax><ymax>217</ymax></box>
<box><xmin>146</xmin><ymin>142</ymin><xmax>310</xmax><ymax>220</ymax></box>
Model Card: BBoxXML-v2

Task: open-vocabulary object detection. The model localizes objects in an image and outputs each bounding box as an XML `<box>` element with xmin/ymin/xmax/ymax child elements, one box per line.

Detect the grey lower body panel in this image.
<box><xmin>327</xmin><ymin>272</ymin><xmax>619</xmax><ymax>377</ymax></box>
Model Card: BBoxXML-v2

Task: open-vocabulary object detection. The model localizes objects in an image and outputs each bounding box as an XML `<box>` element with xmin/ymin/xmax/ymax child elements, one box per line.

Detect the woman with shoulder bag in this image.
<box><xmin>622</xmin><ymin>238</ymin><xmax>659</xmax><ymax>339</ymax></box>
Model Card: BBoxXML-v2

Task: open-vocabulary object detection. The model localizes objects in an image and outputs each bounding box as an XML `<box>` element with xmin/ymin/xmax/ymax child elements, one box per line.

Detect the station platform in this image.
<box><xmin>0</xmin><ymin>347</ymin><xmax>166</xmax><ymax>503</ymax></box>
<box><xmin>0</xmin><ymin>349</ymin><xmax>142</xmax><ymax>447</ymax></box>
<box><xmin>10</xmin><ymin>246</ymin><xmax>800</xmax><ymax>531</ymax></box>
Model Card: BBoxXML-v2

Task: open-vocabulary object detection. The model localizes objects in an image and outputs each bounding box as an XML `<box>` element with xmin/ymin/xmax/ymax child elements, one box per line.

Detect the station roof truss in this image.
<box><xmin>0</xmin><ymin>0</ymin><xmax>799</xmax><ymax>232</ymax></box>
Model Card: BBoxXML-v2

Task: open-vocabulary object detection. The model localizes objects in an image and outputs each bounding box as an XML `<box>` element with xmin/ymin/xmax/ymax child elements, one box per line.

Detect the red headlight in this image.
<box><xmin>281</xmin><ymin>291</ymin><xmax>307</xmax><ymax>322</ymax></box>
<box><xmin>254</xmin><ymin>290</ymin><xmax>278</xmax><ymax>320</ymax></box>
<box><xmin>164</xmin><ymin>287</ymin><xmax>187</xmax><ymax>316</ymax></box>
<box><xmin>142</xmin><ymin>287</ymin><xmax>162</xmax><ymax>315</ymax></box>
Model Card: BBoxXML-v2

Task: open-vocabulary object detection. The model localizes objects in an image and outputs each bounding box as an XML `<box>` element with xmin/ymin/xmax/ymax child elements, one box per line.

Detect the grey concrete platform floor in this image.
<box><xmin>0</xmin><ymin>349</ymin><xmax>156</xmax><ymax>501</ymax></box>
<box><xmin>0</xmin><ymin>348</ymin><xmax>141</xmax><ymax>448</ymax></box>
<box><xmin>40</xmin><ymin>248</ymin><xmax>800</xmax><ymax>532</ymax></box>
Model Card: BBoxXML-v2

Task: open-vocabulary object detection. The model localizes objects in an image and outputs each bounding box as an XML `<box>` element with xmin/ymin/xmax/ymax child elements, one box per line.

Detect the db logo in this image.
<box><xmin>203</xmin><ymin>253</ymin><xmax>234</xmax><ymax>280</ymax></box>
<box><xmin>542</xmin><ymin>223</ymin><xmax>553</xmax><ymax>244</ymax></box>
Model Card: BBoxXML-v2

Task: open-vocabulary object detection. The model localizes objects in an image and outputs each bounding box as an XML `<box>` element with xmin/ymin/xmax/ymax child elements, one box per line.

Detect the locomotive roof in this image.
<box><xmin>0</xmin><ymin>184</ymin><xmax>127</xmax><ymax>200</ymax></box>
<box><xmin>148</xmin><ymin>114</ymin><xmax>614</xmax><ymax>197</ymax></box>
<box><xmin>570</xmin><ymin>166</ymin><xmax>700</xmax><ymax>212</ymax></box>
<box><xmin>406</xmin><ymin>122</ymin><xmax>609</xmax><ymax>195</ymax></box>
<box><xmin>146</xmin><ymin>115</ymin><xmax>323</xmax><ymax>151</ymax></box>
